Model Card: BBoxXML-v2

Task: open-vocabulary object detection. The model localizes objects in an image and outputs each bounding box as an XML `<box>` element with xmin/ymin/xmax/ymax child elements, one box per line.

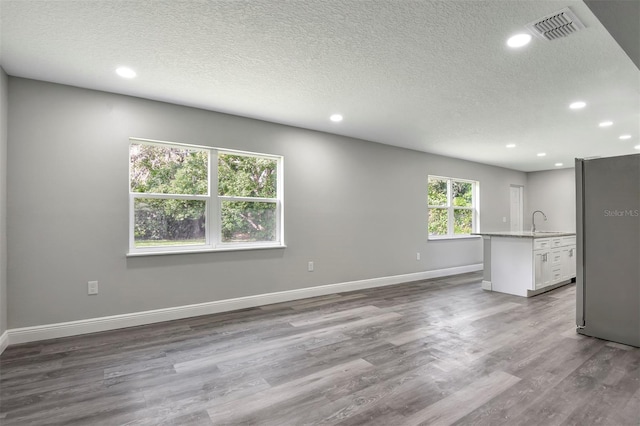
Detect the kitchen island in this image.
<box><xmin>474</xmin><ymin>231</ymin><xmax>576</xmax><ymax>297</ymax></box>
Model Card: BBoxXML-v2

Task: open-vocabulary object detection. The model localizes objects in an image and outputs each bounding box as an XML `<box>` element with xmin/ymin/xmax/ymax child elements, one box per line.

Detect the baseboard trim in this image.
<box><xmin>6</xmin><ymin>264</ymin><xmax>482</xmax><ymax>347</ymax></box>
<box><xmin>0</xmin><ymin>330</ymin><xmax>8</xmax><ymax>355</ymax></box>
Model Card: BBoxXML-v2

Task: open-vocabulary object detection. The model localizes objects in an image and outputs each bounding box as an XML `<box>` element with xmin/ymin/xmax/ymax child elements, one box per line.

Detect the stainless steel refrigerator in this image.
<box><xmin>576</xmin><ymin>154</ymin><xmax>640</xmax><ymax>347</ymax></box>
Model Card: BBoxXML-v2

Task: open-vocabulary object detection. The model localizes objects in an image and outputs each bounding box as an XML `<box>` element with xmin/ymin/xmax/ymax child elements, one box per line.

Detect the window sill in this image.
<box><xmin>126</xmin><ymin>244</ymin><xmax>287</xmax><ymax>257</ymax></box>
<box><xmin>428</xmin><ymin>235</ymin><xmax>482</xmax><ymax>241</ymax></box>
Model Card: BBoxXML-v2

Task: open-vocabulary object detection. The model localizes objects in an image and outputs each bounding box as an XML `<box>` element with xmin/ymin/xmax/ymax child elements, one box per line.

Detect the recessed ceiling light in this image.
<box><xmin>635</xmin><ymin>145</ymin><xmax>640</xmax><ymax>150</ymax></box>
<box><xmin>537</xmin><ymin>153</ymin><xmax>546</xmax><ymax>157</ymax></box>
<box><xmin>619</xmin><ymin>134</ymin><xmax>632</xmax><ymax>140</ymax></box>
<box><xmin>116</xmin><ymin>67</ymin><xmax>136</xmax><ymax>79</ymax></box>
<box><xmin>506</xmin><ymin>144</ymin><xmax>516</xmax><ymax>148</ymax></box>
<box><xmin>555</xmin><ymin>163</ymin><xmax>563</xmax><ymax>167</ymax></box>
<box><xmin>507</xmin><ymin>33</ymin><xmax>532</xmax><ymax>48</ymax></box>
<box><xmin>569</xmin><ymin>101</ymin><xmax>586</xmax><ymax>110</ymax></box>
<box><xmin>329</xmin><ymin>114</ymin><xmax>343</xmax><ymax>122</ymax></box>
<box><xmin>599</xmin><ymin>121</ymin><xmax>613</xmax><ymax>127</ymax></box>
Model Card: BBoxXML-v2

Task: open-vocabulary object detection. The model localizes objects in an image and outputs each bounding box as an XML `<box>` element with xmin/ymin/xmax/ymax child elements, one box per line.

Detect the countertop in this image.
<box><xmin>472</xmin><ymin>231</ymin><xmax>576</xmax><ymax>238</ymax></box>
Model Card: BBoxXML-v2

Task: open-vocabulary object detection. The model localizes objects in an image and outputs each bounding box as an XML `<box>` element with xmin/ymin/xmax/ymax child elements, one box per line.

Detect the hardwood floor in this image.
<box><xmin>1</xmin><ymin>272</ymin><xmax>639</xmax><ymax>425</ymax></box>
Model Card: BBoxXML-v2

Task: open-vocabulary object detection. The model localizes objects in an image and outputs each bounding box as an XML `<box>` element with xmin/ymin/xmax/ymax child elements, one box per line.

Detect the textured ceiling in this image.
<box><xmin>1</xmin><ymin>0</ymin><xmax>638</xmax><ymax>172</ymax></box>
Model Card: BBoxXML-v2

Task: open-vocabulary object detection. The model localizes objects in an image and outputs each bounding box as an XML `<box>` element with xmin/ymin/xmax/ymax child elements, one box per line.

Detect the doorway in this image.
<box><xmin>510</xmin><ymin>185</ymin><xmax>524</xmax><ymax>232</ymax></box>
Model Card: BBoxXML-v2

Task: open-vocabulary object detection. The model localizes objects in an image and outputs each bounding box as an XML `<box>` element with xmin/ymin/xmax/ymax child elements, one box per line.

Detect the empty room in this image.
<box><xmin>0</xmin><ymin>1</ymin><xmax>639</xmax><ymax>425</ymax></box>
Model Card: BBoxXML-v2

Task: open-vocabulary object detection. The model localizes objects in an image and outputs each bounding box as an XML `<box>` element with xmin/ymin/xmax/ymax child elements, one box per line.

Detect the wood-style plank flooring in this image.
<box><xmin>1</xmin><ymin>272</ymin><xmax>639</xmax><ymax>425</ymax></box>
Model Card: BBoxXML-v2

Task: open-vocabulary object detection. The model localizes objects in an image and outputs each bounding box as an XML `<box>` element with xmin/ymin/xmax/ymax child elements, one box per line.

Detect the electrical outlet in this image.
<box><xmin>88</xmin><ymin>281</ymin><xmax>99</xmax><ymax>295</ymax></box>
<box><xmin>416</xmin><ymin>252</ymin><xmax>421</xmax><ymax>261</ymax></box>
<box><xmin>308</xmin><ymin>261</ymin><xmax>314</xmax><ymax>272</ymax></box>
<box><xmin>502</xmin><ymin>217</ymin><xmax>507</xmax><ymax>223</ymax></box>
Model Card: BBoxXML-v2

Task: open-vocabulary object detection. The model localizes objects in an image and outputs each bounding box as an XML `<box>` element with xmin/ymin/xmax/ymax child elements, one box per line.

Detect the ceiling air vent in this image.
<box><xmin>526</xmin><ymin>7</ymin><xmax>585</xmax><ymax>41</ymax></box>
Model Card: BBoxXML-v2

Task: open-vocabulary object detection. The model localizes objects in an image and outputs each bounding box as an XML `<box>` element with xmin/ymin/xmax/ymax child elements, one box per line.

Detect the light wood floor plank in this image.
<box><xmin>289</xmin><ymin>305</ymin><xmax>383</xmax><ymax>327</ymax></box>
<box><xmin>402</xmin><ymin>370</ymin><xmax>521</xmax><ymax>426</ymax></box>
<box><xmin>206</xmin><ymin>358</ymin><xmax>373</xmax><ymax>424</ymax></box>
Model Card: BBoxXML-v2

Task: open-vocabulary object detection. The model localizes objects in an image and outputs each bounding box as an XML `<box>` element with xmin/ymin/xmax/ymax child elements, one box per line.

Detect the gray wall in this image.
<box><xmin>7</xmin><ymin>77</ymin><xmax>526</xmax><ymax>329</ymax></box>
<box><xmin>0</xmin><ymin>69</ymin><xmax>7</xmax><ymax>336</ymax></box>
<box><xmin>525</xmin><ymin>168</ymin><xmax>576</xmax><ymax>232</ymax></box>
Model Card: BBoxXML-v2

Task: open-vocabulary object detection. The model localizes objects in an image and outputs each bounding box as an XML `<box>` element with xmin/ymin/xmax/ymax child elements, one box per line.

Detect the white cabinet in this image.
<box><xmin>561</xmin><ymin>246</ymin><xmax>577</xmax><ymax>280</ymax></box>
<box><xmin>533</xmin><ymin>237</ymin><xmax>576</xmax><ymax>291</ymax></box>
<box><xmin>534</xmin><ymin>250</ymin><xmax>551</xmax><ymax>289</ymax></box>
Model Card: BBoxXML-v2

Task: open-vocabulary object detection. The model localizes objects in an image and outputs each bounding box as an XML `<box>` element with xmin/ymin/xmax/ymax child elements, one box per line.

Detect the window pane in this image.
<box><xmin>452</xmin><ymin>181</ymin><xmax>473</xmax><ymax>207</ymax></box>
<box><xmin>221</xmin><ymin>201</ymin><xmax>277</xmax><ymax>243</ymax></box>
<box><xmin>454</xmin><ymin>209</ymin><xmax>473</xmax><ymax>234</ymax></box>
<box><xmin>428</xmin><ymin>178</ymin><xmax>448</xmax><ymax>206</ymax></box>
<box><xmin>130</xmin><ymin>143</ymin><xmax>208</xmax><ymax>195</ymax></box>
<box><xmin>134</xmin><ymin>198</ymin><xmax>206</xmax><ymax>247</ymax></box>
<box><xmin>428</xmin><ymin>208</ymin><xmax>448</xmax><ymax>236</ymax></box>
<box><xmin>219</xmin><ymin>154</ymin><xmax>277</xmax><ymax>198</ymax></box>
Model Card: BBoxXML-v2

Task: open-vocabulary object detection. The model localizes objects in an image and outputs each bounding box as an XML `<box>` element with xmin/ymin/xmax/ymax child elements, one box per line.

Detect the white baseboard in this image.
<box><xmin>5</xmin><ymin>264</ymin><xmax>482</xmax><ymax>347</ymax></box>
<box><xmin>0</xmin><ymin>330</ymin><xmax>8</xmax><ymax>354</ymax></box>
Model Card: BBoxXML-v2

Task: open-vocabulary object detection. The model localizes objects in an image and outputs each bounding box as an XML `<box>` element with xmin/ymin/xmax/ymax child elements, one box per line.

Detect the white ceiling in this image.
<box><xmin>1</xmin><ymin>0</ymin><xmax>638</xmax><ymax>172</ymax></box>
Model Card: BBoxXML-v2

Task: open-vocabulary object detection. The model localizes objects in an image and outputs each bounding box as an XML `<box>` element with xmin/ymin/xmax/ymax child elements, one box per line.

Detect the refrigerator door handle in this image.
<box><xmin>575</xmin><ymin>159</ymin><xmax>586</xmax><ymax>327</ymax></box>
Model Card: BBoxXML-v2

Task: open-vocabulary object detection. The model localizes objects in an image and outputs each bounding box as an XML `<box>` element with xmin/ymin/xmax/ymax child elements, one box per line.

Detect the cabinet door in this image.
<box><xmin>560</xmin><ymin>248</ymin><xmax>570</xmax><ymax>280</ymax></box>
<box><xmin>567</xmin><ymin>246</ymin><xmax>576</xmax><ymax>278</ymax></box>
<box><xmin>569</xmin><ymin>246</ymin><xmax>576</xmax><ymax>278</ymax></box>
<box><xmin>560</xmin><ymin>246</ymin><xmax>577</xmax><ymax>280</ymax></box>
<box><xmin>534</xmin><ymin>250</ymin><xmax>551</xmax><ymax>289</ymax></box>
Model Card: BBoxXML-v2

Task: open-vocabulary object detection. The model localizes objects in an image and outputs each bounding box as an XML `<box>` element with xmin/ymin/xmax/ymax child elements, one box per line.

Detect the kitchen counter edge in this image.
<box><xmin>472</xmin><ymin>232</ymin><xmax>576</xmax><ymax>238</ymax></box>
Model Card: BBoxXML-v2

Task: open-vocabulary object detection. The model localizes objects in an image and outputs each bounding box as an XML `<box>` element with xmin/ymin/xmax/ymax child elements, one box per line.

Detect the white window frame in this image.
<box><xmin>128</xmin><ymin>138</ymin><xmax>284</xmax><ymax>256</ymax></box>
<box><xmin>427</xmin><ymin>175</ymin><xmax>479</xmax><ymax>240</ymax></box>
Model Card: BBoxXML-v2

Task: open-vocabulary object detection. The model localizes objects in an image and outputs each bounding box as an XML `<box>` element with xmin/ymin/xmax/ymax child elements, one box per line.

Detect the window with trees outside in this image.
<box><xmin>428</xmin><ymin>176</ymin><xmax>478</xmax><ymax>238</ymax></box>
<box><xmin>129</xmin><ymin>138</ymin><xmax>283</xmax><ymax>254</ymax></box>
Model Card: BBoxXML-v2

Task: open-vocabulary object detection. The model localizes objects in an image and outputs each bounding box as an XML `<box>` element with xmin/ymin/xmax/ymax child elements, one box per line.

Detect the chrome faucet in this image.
<box><xmin>532</xmin><ymin>210</ymin><xmax>547</xmax><ymax>233</ymax></box>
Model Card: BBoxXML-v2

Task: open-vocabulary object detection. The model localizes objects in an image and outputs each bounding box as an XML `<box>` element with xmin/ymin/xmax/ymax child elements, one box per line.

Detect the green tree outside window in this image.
<box><xmin>428</xmin><ymin>176</ymin><xmax>477</xmax><ymax>237</ymax></box>
<box><xmin>129</xmin><ymin>141</ymin><xmax>281</xmax><ymax>251</ymax></box>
